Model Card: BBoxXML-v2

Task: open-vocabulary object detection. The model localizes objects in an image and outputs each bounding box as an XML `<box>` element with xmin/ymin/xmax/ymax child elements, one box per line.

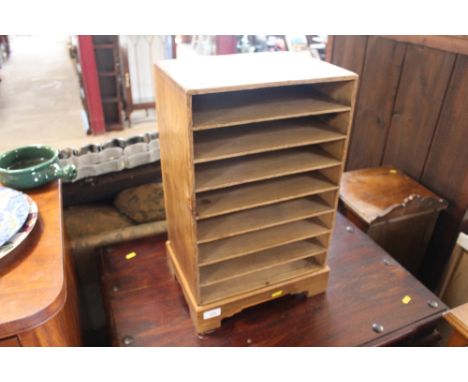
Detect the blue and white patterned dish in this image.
<box><xmin>0</xmin><ymin>194</ymin><xmax>38</xmax><ymax>261</ymax></box>
<box><xmin>0</xmin><ymin>187</ymin><xmax>30</xmax><ymax>247</ymax></box>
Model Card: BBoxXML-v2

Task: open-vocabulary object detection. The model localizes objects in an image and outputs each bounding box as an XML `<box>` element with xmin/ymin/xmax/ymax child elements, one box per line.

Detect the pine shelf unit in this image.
<box><xmin>155</xmin><ymin>52</ymin><xmax>357</xmax><ymax>333</ymax></box>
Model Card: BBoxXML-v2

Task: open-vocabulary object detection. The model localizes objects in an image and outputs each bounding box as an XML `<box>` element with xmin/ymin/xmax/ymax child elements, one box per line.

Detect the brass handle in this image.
<box><xmin>125</xmin><ymin>72</ymin><xmax>131</xmax><ymax>88</ymax></box>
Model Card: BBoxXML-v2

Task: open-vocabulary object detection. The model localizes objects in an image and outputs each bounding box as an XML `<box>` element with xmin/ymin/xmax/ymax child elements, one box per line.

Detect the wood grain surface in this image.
<box><xmin>196</xmin><ymin>172</ymin><xmax>338</xmax><ymax>220</ymax></box>
<box><xmin>17</xmin><ymin>248</ymin><xmax>81</xmax><ymax>346</ymax></box>
<box><xmin>157</xmin><ymin>51</ymin><xmax>357</xmax><ymax>95</ymax></box>
<box><xmin>155</xmin><ymin>66</ymin><xmax>200</xmax><ymax>301</ymax></box>
<box><xmin>340</xmin><ymin>166</ymin><xmax>446</xmax><ymax>225</ymax></box>
<box><xmin>444</xmin><ymin>303</ymin><xmax>468</xmax><ymax>339</ymax></box>
<box><xmin>329</xmin><ymin>35</ymin><xmax>468</xmax><ymax>288</ymax></box>
<box><xmin>420</xmin><ymin>54</ymin><xmax>468</xmax><ymax>286</ymax></box>
<box><xmin>0</xmin><ymin>182</ymin><xmax>67</xmax><ymax>338</ymax></box>
<box><xmin>381</xmin><ymin>35</ymin><xmax>468</xmax><ymax>56</ymax></box>
<box><xmin>197</xmin><ymin>195</ymin><xmax>333</xmax><ymax>243</ymax></box>
<box><xmin>157</xmin><ymin>52</ymin><xmax>356</xmax><ymax>311</ymax></box>
<box><xmin>193</xmin><ymin>117</ymin><xmax>345</xmax><ymax>163</ymax></box>
<box><xmin>329</xmin><ymin>35</ymin><xmax>368</xmax><ymax>77</ymax></box>
<box><xmin>198</xmin><ymin>218</ymin><xmax>330</xmax><ymax>266</ymax></box>
<box><xmin>201</xmin><ymin>257</ymin><xmax>323</xmax><ymax>304</ymax></box>
<box><xmin>346</xmin><ymin>36</ymin><xmax>406</xmax><ymax>170</ymax></box>
<box><xmin>382</xmin><ymin>45</ymin><xmax>455</xmax><ymax>179</ymax></box>
<box><xmin>195</xmin><ymin>147</ymin><xmax>341</xmax><ymax>192</ymax></box>
<box><xmin>101</xmin><ymin>213</ymin><xmax>447</xmax><ymax>346</ymax></box>
<box><xmin>199</xmin><ymin>239</ymin><xmax>326</xmax><ymax>286</ymax></box>
<box><xmin>192</xmin><ymin>87</ymin><xmax>350</xmax><ymax>130</ymax></box>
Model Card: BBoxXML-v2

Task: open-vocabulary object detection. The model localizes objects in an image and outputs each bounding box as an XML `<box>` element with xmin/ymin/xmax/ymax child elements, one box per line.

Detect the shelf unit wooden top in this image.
<box><xmin>156</xmin><ymin>51</ymin><xmax>358</xmax><ymax>95</ymax></box>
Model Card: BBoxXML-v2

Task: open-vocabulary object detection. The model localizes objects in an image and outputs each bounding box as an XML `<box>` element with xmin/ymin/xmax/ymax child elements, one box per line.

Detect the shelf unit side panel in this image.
<box><xmin>322</xmin><ymin>78</ymin><xmax>359</xmax><ymax>261</ymax></box>
<box><xmin>155</xmin><ymin>66</ymin><xmax>199</xmax><ymax>301</ymax></box>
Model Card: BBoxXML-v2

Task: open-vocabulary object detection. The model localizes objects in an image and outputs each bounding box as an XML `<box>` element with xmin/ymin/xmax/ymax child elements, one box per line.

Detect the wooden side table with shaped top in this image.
<box><xmin>0</xmin><ymin>181</ymin><xmax>81</xmax><ymax>346</ymax></box>
<box><xmin>339</xmin><ymin>166</ymin><xmax>448</xmax><ymax>275</ymax></box>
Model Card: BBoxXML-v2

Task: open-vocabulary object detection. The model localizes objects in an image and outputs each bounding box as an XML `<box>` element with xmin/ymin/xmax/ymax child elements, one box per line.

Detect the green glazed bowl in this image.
<box><xmin>0</xmin><ymin>145</ymin><xmax>77</xmax><ymax>189</ymax></box>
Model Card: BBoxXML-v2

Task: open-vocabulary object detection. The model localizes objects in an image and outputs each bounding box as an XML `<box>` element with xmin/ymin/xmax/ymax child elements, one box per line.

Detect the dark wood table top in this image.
<box><xmin>101</xmin><ymin>213</ymin><xmax>447</xmax><ymax>346</ymax></box>
<box><xmin>0</xmin><ymin>182</ymin><xmax>66</xmax><ymax>339</ymax></box>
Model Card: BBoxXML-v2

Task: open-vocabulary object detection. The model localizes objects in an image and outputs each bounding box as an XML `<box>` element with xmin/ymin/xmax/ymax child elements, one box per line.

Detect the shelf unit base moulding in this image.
<box><xmin>166</xmin><ymin>240</ymin><xmax>330</xmax><ymax>334</ymax></box>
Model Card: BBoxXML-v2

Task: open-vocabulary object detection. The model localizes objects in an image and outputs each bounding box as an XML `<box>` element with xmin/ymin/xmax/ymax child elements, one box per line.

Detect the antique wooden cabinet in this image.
<box><xmin>92</xmin><ymin>35</ymin><xmax>124</xmax><ymax>131</ymax></box>
<box><xmin>155</xmin><ymin>52</ymin><xmax>357</xmax><ymax>332</ymax></box>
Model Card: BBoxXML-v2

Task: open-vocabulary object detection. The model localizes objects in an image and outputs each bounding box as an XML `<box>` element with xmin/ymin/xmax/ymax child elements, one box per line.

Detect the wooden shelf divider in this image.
<box><xmin>192</xmin><ymin>87</ymin><xmax>350</xmax><ymax>130</ymax></box>
<box><xmin>196</xmin><ymin>172</ymin><xmax>338</xmax><ymax>220</ymax></box>
<box><xmin>198</xmin><ymin>217</ymin><xmax>331</xmax><ymax>266</ymax></box>
<box><xmin>197</xmin><ymin>195</ymin><xmax>333</xmax><ymax>243</ymax></box>
<box><xmin>193</xmin><ymin>117</ymin><xmax>346</xmax><ymax>163</ymax></box>
<box><xmin>200</xmin><ymin>257</ymin><xmax>324</xmax><ymax>304</ymax></box>
<box><xmin>195</xmin><ymin>147</ymin><xmax>341</xmax><ymax>192</ymax></box>
<box><xmin>200</xmin><ymin>238</ymin><xmax>326</xmax><ymax>287</ymax></box>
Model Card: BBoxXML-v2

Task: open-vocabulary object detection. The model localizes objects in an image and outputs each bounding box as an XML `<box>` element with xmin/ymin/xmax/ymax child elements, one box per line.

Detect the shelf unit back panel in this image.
<box><xmin>155</xmin><ymin>52</ymin><xmax>357</xmax><ymax>307</ymax></box>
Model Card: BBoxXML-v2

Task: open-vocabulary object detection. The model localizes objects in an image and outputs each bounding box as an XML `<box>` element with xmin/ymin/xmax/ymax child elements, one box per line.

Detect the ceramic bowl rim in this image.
<box><xmin>0</xmin><ymin>144</ymin><xmax>58</xmax><ymax>174</ymax></box>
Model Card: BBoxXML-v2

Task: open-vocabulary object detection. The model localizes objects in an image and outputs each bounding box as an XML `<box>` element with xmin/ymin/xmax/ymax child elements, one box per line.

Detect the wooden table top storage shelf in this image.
<box><xmin>155</xmin><ymin>52</ymin><xmax>358</xmax><ymax>333</ymax></box>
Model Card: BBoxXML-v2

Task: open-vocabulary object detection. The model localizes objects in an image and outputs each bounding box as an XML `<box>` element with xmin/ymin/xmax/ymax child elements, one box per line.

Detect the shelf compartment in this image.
<box><xmin>200</xmin><ymin>237</ymin><xmax>327</xmax><ymax>287</ymax></box>
<box><xmin>192</xmin><ymin>85</ymin><xmax>351</xmax><ymax>130</ymax></box>
<box><xmin>195</xmin><ymin>146</ymin><xmax>341</xmax><ymax>193</ymax></box>
<box><xmin>198</xmin><ymin>217</ymin><xmax>331</xmax><ymax>266</ymax></box>
<box><xmin>193</xmin><ymin>117</ymin><xmax>346</xmax><ymax>163</ymax></box>
<box><xmin>197</xmin><ymin>193</ymin><xmax>335</xmax><ymax>244</ymax></box>
<box><xmin>200</xmin><ymin>256</ymin><xmax>324</xmax><ymax>303</ymax></box>
<box><xmin>196</xmin><ymin>171</ymin><xmax>338</xmax><ymax>220</ymax></box>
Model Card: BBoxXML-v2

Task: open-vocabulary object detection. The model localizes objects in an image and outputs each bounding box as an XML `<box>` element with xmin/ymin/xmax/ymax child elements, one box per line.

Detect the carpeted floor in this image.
<box><xmin>0</xmin><ymin>35</ymin><xmax>155</xmax><ymax>154</ymax></box>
